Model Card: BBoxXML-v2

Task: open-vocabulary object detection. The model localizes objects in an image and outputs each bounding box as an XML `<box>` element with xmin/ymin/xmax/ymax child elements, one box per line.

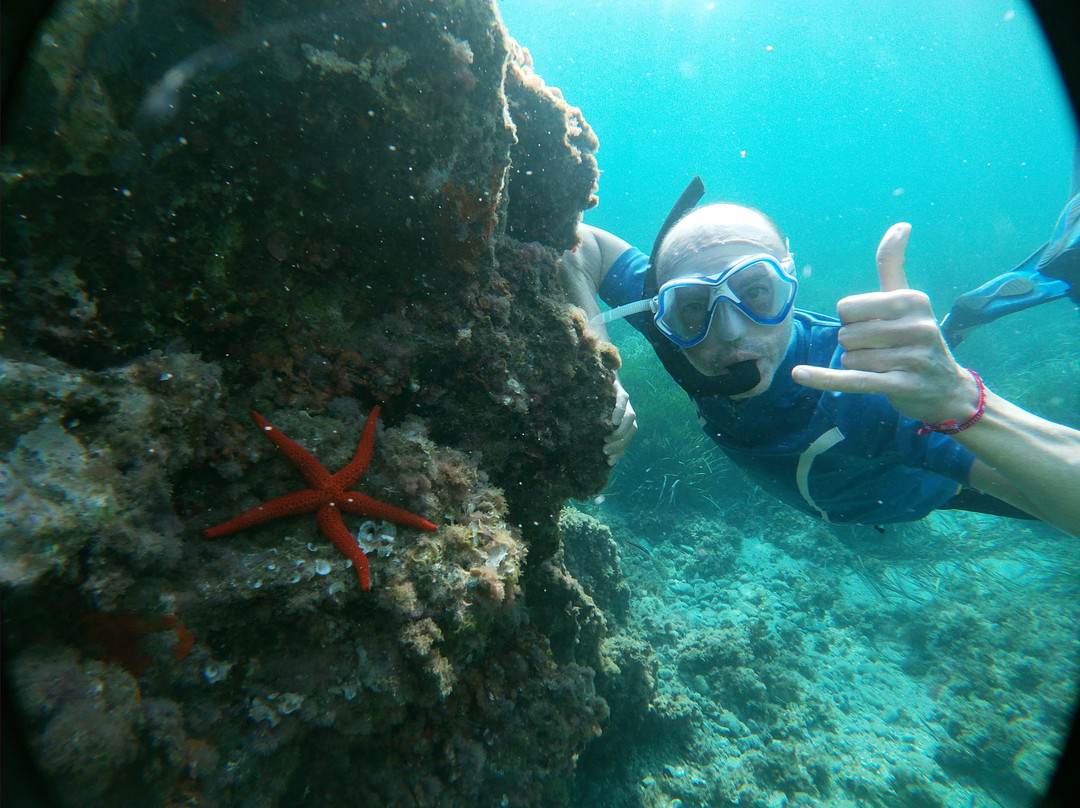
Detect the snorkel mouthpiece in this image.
<box><xmin>709</xmin><ymin>359</ymin><xmax>761</xmax><ymax>396</ymax></box>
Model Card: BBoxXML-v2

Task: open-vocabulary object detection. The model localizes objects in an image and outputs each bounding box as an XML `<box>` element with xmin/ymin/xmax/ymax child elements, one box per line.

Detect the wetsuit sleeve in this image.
<box><xmin>598</xmin><ymin>247</ymin><xmax>650</xmax><ymax>308</ymax></box>
<box><xmin>597</xmin><ymin>247</ymin><xmax>652</xmax><ymax>334</ymax></box>
<box><xmin>894</xmin><ymin>417</ymin><xmax>976</xmax><ymax>485</ymax></box>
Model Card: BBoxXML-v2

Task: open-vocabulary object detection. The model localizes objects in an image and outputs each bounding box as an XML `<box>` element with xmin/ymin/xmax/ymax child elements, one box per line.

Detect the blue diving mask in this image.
<box><xmin>592</xmin><ymin>253</ymin><xmax>798</xmax><ymax>347</ymax></box>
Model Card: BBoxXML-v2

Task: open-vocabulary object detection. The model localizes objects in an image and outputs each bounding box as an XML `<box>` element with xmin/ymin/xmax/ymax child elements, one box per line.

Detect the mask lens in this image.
<box><xmin>728</xmin><ymin>260</ymin><xmax>786</xmax><ymax>319</ymax></box>
<box><xmin>666</xmin><ymin>285</ymin><xmax>713</xmax><ymax>343</ymax></box>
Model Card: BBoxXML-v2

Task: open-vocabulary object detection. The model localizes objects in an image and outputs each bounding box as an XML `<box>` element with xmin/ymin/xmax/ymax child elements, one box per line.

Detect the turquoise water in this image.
<box><xmin>501</xmin><ymin>0</ymin><xmax>1077</xmax><ymax>312</ymax></box>
<box><xmin>500</xmin><ymin>3</ymin><xmax>1080</xmax><ymax>807</ymax></box>
<box><xmin>501</xmin><ymin>0</ymin><xmax>1080</xmax><ymax>460</ymax></box>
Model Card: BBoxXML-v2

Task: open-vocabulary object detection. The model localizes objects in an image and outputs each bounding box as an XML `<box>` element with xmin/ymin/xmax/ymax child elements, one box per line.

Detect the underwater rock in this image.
<box><xmin>1</xmin><ymin>1</ymin><xmax>622</xmax><ymax>806</ymax></box>
<box><xmin>3</xmin><ymin>0</ymin><xmax>615</xmax><ymax>547</ymax></box>
<box><xmin>504</xmin><ymin>42</ymin><xmax>599</xmax><ymax>250</ymax></box>
<box><xmin>2</xmin><ymin>334</ymin><xmax>617</xmax><ymax>808</ymax></box>
<box><xmin>560</xmin><ymin>506</ymin><xmax>631</xmax><ymax>623</ymax></box>
<box><xmin>8</xmin><ymin>648</ymin><xmax>144</xmax><ymax>804</ymax></box>
<box><xmin>0</xmin><ymin>339</ymin><xmax>607</xmax><ymax>807</ymax></box>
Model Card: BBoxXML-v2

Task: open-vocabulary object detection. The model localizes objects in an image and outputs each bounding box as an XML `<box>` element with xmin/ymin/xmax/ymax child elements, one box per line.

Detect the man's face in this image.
<box><xmin>659</xmin><ymin>237</ymin><xmax>796</xmax><ymax>399</ymax></box>
<box><xmin>682</xmin><ymin>301</ymin><xmax>794</xmax><ymax>399</ymax></box>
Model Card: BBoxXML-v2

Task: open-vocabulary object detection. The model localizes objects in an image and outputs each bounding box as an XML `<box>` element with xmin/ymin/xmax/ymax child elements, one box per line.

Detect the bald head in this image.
<box><xmin>657</xmin><ymin>203</ymin><xmax>788</xmax><ymax>283</ymax></box>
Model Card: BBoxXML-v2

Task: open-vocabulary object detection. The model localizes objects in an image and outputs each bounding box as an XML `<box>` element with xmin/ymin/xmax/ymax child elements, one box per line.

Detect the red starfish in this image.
<box><xmin>202</xmin><ymin>406</ymin><xmax>436</xmax><ymax>589</ymax></box>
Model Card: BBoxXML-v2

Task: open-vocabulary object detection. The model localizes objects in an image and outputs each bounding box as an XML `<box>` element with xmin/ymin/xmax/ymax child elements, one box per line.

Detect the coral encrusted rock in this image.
<box><xmin>1</xmin><ymin>1</ymin><xmax>624</xmax><ymax>806</ymax></box>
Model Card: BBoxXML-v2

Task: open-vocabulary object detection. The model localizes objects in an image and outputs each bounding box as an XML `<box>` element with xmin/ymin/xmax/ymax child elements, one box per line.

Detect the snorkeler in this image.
<box><xmin>559</xmin><ymin>178</ymin><xmax>1080</xmax><ymax>536</ymax></box>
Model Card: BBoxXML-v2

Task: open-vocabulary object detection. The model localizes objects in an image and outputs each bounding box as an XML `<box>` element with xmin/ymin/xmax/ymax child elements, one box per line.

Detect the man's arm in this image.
<box><xmin>960</xmin><ymin>394</ymin><xmax>1080</xmax><ymax>532</ymax></box>
<box><xmin>559</xmin><ymin>223</ymin><xmax>637</xmax><ymax>465</ymax></box>
<box><xmin>792</xmin><ymin>223</ymin><xmax>1080</xmax><ymax>536</ymax></box>
<box><xmin>558</xmin><ymin>223</ymin><xmax>633</xmax><ymax>338</ymax></box>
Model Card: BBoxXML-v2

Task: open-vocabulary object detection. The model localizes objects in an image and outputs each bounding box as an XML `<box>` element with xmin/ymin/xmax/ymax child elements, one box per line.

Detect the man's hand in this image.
<box><xmin>791</xmin><ymin>223</ymin><xmax>979</xmax><ymax>425</ymax></box>
<box><xmin>604</xmin><ymin>379</ymin><xmax>637</xmax><ymax>466</ymax></box>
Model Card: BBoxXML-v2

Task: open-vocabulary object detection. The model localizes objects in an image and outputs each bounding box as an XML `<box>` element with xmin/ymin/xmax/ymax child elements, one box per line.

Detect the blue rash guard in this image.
<box><xmin>600</xmin><ymin>247</ymin><xmax>976</xmax><ymax>524</ymax></box>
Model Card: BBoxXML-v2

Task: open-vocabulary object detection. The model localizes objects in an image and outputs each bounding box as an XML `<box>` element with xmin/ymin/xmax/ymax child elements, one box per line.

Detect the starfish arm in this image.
<box><xmin>331</xmin><ymin>405</ymin><xmax>380</xmax><ymax>490</ymax></box>
<box><xmin>338</xmin><ymin>491</ymin><xmax>438</xmax><ymax>532</ymax></box>
<box><xmin>201</xmin><ymin>488</ymin><xmax>327</xmax><ymax>538</ymax></box>
<box><xmin>205</xmin><ymin>405</ymin><xmax>427</xmax><ymax>591</ymax></box>
<box><xmin>250</xmin><ymin>411</ymin><xmax>332</xmax><ymax>488</ymax></box>
<box><xmin>316</xmin><ymin>505</ymin><xmax>371</xmax><ymax>590</ymax></box>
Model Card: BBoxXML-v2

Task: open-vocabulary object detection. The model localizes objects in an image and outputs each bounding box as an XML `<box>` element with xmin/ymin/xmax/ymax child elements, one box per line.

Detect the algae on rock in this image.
<box><xmin>1</xmin><ymin>1</ymin><xmax>626</xmax><ymax>806</ymax></box>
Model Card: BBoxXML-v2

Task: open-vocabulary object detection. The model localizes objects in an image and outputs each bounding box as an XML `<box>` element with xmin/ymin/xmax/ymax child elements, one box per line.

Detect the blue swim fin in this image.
<box><xmin>1035</xmin><ymin>190</ymin><xmax>1080</xmax><ymax>285</ymax></box>
<box><xmin>941</xmin><ymin>190</ymin><xmax>1080</xmax><ymax>347</ymax></box>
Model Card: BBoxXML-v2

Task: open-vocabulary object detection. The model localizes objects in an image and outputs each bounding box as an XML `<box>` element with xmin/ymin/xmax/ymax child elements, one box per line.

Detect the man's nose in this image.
<box><xmin>710</xmin><ymin>301</ymin><xmax>750</xmax><ymax>341</ymax></box>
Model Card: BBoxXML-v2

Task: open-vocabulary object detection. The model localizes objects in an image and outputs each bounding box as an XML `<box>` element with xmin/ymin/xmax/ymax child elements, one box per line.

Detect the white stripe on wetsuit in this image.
<box><xmin>796</xmin><ymin>427</ymin><xmax>845</xmax><ymax>522</ymax></box>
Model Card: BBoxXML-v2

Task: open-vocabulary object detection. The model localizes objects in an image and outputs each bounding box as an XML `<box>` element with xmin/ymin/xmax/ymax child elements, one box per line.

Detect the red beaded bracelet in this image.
<box><xmin>917</xmin><ymin>370</ymin><xmax>986</xmax><ymax>436</ymax></box>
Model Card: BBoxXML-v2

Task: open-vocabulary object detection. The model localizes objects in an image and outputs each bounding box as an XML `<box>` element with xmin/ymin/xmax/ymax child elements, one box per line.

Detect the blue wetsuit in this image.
<box><xmin>600</xmin><ymin>248</ymin><xmax>976</xmax><ymax>525</ymax></box>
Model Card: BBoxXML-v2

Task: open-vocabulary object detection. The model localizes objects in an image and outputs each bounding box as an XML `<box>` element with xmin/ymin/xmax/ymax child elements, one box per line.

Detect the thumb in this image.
<box><xmin>876</xmin><ymin>222</ymin><xmax>912</xmax><ymax>292</ymax></box>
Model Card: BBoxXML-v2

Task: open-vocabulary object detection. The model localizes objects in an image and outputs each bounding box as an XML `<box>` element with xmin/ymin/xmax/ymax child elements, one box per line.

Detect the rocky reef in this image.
<box><xmin>563</xmin><ymin>481</ymin><xmax>1080</xmax><ymax>808</ymax></box>
<box><xmin>0</xmin><ymin>1</ymin><xmax>633</xmax><ymax>805</ymax></box>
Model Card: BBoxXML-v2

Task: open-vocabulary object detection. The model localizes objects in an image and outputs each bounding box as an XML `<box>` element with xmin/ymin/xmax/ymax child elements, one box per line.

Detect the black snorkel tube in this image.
<box><xmin>642</xmin><ymin>177</ymin><xmax>763</xmax><ymax>398</ymax></box>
